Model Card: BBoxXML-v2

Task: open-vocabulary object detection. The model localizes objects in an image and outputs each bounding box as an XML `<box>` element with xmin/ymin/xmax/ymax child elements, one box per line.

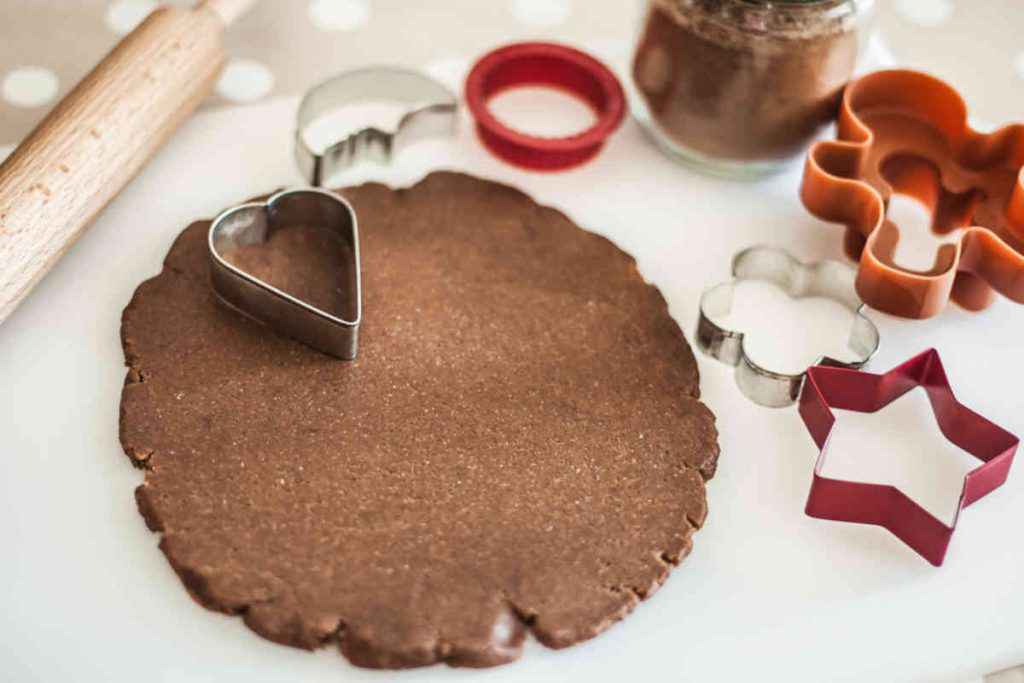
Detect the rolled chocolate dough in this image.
<box><xmin>119</xmin><ymin>171</ymin><xmax>720</xmax><ymax>669</ymax></box>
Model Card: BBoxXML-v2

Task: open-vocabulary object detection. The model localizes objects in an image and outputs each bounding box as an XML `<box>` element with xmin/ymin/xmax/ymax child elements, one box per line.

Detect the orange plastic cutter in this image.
<box><xmin>801</xmin><ymin>69</ymin><xmax>1024</xmax><ymax>319</ymax></box>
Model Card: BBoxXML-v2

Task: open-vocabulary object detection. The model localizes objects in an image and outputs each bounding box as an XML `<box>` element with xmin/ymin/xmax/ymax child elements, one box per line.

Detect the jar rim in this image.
<box><xmin>709</xmin><ymin>0</ymin><xmax>875</xmax><ymax>10</ymax></box>
<box><xmin>676</xmin><ymin>0</ymin><xmax>875</xmax><ymax>26</ymax></box>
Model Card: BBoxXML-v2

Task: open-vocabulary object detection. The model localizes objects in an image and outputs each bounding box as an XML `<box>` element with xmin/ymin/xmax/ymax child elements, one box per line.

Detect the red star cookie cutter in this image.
<box><xmin>798</xmin><ymin>349</ymin><xmax>1018</xmax><ymax>566</ymax></box>
<box><xmin>801</xmin><ymin>69</ymin><xmax>1024</xmax><ymax>319</ymax></box>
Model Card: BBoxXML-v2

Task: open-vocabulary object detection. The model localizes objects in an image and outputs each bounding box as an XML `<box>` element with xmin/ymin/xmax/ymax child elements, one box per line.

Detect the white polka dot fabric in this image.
<box><xmin>215</xmin><ymin>58</ymin><xmax>274</xmax><ymax>103</ymax></box>
<box><xmin>510</xmin><ymin>0</ymin><xmax>571</xmax><ymax>27</ymax></box>
<box><xmin>893</xmin><ymin>0</ymin><xmax>955</xmax><ymax>27</ymax></box>
<box><xmin>2</xmin><ymin>66</ymin><xmax>59</xmax><ymax>108</ymax></box>
<box><xmin>308</xmin><ymin>0</ymin><xmax>370</xmax><ymax>32</ymax></box>
<box><xmin>105</xmin><ymin>0</ymin><xmax>159</xmax><ymax>34</ymax></box>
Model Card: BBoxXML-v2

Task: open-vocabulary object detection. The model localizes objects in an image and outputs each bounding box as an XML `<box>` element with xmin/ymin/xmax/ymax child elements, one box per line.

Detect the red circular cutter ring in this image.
<box><xmin>465</xmin><ymin>42</ymin><xmax>626</xmax><ymax>171</ymax></box>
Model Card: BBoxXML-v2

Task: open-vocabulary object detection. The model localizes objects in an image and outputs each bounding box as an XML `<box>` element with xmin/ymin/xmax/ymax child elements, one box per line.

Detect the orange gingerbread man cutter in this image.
<box><xmin>801</xmin><ymin>69</ymin><xmax>1024</xmax><ymax>319</ymax></box>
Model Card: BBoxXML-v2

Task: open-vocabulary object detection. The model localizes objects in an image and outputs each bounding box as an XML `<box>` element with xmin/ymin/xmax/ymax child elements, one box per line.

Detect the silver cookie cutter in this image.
<box><xmin>295</xmin><ymin>66</ymin><xmax>458</xmax><ymax>186</ymax></box>
<box><xmin>208</xmin><ymin>188</ymin><xmax>362</xmax><ymax>360</ymax></box>
<box><xmin>696</xmin><ymin>245</ymin><xmax>880</xmax><ymax>408</ymax></box>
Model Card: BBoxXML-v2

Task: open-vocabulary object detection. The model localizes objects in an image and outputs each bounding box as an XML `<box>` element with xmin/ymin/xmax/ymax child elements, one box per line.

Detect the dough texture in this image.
<box><xmin>119</xmin><ymin>172</ymin><xmax>720</xmax><ymax>668</ymax></box>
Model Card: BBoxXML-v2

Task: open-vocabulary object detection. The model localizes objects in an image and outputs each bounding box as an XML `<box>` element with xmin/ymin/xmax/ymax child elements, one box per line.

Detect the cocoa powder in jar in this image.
<box><xmin>632</xmin><ymin>0</ymin><xmax>865</xmax><ymax>163</ymax></box>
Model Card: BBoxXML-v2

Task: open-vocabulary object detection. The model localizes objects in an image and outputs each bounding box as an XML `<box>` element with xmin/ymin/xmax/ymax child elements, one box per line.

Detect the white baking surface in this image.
<box><xmin>3</xmin><ymin>86</ymin><xmax>1024</xmax><ymax>683</ymax></box>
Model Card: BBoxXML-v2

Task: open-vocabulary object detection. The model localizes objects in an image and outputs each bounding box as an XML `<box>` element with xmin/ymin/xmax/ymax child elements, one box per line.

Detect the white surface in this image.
<box><xmin>2</xmin><ymin>89</ymin><xmax>1024</xmax><ymax>683</ymax></box>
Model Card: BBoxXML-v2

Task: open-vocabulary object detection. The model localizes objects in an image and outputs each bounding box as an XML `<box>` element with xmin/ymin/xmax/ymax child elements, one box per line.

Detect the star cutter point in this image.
<box><xmin>798</xmin><ymin>349</ymin><xmax>1018</xmax><ymax>566</ymax></box>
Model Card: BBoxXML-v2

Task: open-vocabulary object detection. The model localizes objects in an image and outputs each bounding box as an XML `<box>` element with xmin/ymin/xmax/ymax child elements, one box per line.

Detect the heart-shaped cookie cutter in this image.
<box><xmin>801</xmin><ymin>69</ymin><xmax>1024</xmax><ymax>319</ymax></box>
<box><xmin>696</xmin><ymin>246</ymin><xmax>880</xmax><ymax>408</ymax></box>
<box><xmin>295</xmin><ymin>66</ymin><xmax>458</xmax><ymax>186</ymax></box>
<box><xmin>208</xmin><ymin>188</ymin><xmax>361</xmax><ymax>359</ymax></box>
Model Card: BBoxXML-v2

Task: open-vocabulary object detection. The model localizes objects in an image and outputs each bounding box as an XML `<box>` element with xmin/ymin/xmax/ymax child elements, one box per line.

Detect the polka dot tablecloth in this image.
<box><xmin>1</xmin><ymin>0</ymin><xmax>1023</xmax><ymax>153</ymax></box>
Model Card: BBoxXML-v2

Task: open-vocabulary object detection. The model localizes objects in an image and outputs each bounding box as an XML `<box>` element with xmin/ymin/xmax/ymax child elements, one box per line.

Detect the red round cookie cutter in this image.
<box><xmin>465</xmin><ymin>42</ymin><xmax>626</xmax><ymax>171</ymax></box>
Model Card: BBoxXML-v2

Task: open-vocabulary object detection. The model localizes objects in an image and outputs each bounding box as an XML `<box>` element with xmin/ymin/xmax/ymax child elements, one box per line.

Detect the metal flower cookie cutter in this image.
<box><xmin>801</xmin><ymin>69</ymin><xmax>1024</xmax><ymax>319</ymax></box>
<box><xmin>208</xmin><ymin>188</ymin><xmax>362</xmax><ymax>360</ymax></box>
<box><xmin>696</xmin><ymin>246</ymin><xmax>880</xmax><ymax>408</ymax></box>
<box><xmin>295</xmin><ymin>66</ymin><xmax>458</xmax><ymax>185</ymax></box>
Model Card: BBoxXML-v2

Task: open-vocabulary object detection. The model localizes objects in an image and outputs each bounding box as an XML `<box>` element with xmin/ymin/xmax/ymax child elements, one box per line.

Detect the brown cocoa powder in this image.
<box><xmin>632</xmin><ymin>0</ymin><xmax>862</xmax><ymax>162</ymax></box>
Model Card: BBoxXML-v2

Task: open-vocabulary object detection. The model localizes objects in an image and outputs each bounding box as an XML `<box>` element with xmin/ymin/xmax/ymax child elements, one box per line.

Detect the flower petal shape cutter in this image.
<box><xmin>696</xmin><ymin>245</ymin><xmax>880</xmax><ymax>408</ymax></box>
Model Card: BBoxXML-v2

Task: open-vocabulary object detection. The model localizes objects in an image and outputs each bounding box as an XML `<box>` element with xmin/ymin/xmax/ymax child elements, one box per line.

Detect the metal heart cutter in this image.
<box><xmin>295</xmin><ymin>66</ymin><xmax>458</xmax><ymax>186</ymax></box>
<box><xmin>696</xmin><ymin>246</ymin><xmax>880</xmax><ymax>408</ymax></box>
<box><xmin>208</xmin><ymin>188</ymin><xmax>362</xmax><ymax>360</ymax></box>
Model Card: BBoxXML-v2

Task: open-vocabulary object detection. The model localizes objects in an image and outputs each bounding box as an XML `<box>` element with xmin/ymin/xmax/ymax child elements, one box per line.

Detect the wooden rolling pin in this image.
<box><xmin>0</xmin><ymin>0</ymin><xmax>256</xmax><ymax>324</ymax></box>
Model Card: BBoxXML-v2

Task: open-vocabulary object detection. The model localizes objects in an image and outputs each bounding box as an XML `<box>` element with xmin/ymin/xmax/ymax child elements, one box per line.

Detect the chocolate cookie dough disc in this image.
<box><xmin>120</xmin><ymin>172</ymin><xmax>720</xmax><ymax>669</ymax></box>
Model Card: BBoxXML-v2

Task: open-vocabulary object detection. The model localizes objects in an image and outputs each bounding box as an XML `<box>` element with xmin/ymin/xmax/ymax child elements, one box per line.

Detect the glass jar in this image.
<box><xmin>630</xmin><ymin>0</ymin><xmax>875</xmax><ymax>178</ymax></box>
